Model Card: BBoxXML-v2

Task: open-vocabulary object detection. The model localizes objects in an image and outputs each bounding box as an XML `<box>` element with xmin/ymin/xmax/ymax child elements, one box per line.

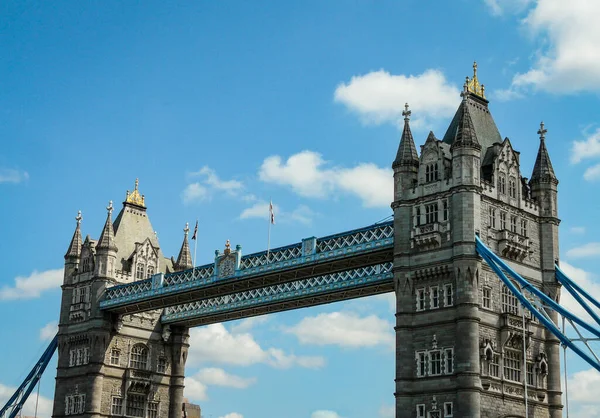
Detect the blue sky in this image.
<box><xmin>1</xmin><ymin>0</ymin><xmax>600</xmax><ymax>417</ymax></box>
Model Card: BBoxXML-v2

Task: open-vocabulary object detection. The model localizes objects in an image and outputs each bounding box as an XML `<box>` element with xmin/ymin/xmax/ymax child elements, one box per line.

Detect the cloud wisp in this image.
<box><xmin>0</xmin><ymin>268</ymin><xmax>63</xmax><ymax>301</ymax></box>
<box><xmin>0</xmin><ymin>168</ymin><xmax>29</xmax><ymax>184</ymax></box>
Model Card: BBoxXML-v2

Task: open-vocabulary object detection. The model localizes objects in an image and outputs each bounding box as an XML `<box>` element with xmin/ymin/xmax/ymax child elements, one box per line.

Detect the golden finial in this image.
<box><xmin>466</xmin><ymin>61</ymin><xmax>485</xmax><ymax>99</ymax></box>
<box><xmin>125</xmin><ymin>178</ymin><xmax>146</xmax><ymax>207</ymax></box>
<box><xmin>224</xmin><ymin>239</ymin><xmax>231</xmax><ymax>255</ymax></box>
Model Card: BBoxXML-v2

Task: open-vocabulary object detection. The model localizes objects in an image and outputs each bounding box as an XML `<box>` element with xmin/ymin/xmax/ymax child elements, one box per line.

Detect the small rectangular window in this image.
<box><xmin>502</xmin><ymin>286</ymin><xmax>519</xmax><ymax>315</ymax></box>
<box><xmin>444</xmin><ymin>348</ymin><xmax>454</xmax><ymax>374</ymax></box>
<box><xmin>444</xmin><ymin>402</ymin><xmax>453</xmax><ymax>417</ymax></box>
<box><xmin>510</xmin><ymin>215</ymin><xmax>518</xmax><ymax>233</ymax></box>
<box><xmin>443</xmin><ymin>200</ymin><xmax>448</xmax><ymax>221</ymax></box>
<box><xmin>110</xmin><ymin>349</ymin><xmax>120</xmax><ymax>366</ymax></box>
<box><xmin>148</xmin><ymin>402</ymin><xmax>159</xmax><ymax>418</ymax></box>
<box><xmin>482</xmin><ymin>288</ymin><xmax>491</xmax><ymax>309</ymax></box>
<box><xmin>444</xmin><ymin>284</ymin><xmax>453</xmax><ymax>306</ymax></box>
<box><xmin>157</xmin><ymin>357</ymin><xmax>167</xmax><ymax>373</ymax></box>
<box><xmin>416</xmin><ymin>352</ymin><xmax>427</xmax><ymax>377</ymax></box>
<box><xmin>416</xmin><ymin>207</ymin><xmax>422</xmax><ymax>227</ymax></box>
<box><xmin>111</xmin><ymin>397</ymin><xmax>123</xmax><ymax>415</ymax></box>
<box><xmin>488</xmin><ymin>207</ymin><xmax>496</xmax><ymax>229</ymax></box>
<box><xmin>489</xmin><ymin>354</ymin><xmax>500</xmax><ymax>378</ymax></box>
<box><xmin>426</xmin><ymin>203</ymin><xmax>439</xmax><ymax>224</ymax></box>
<box><xmin>416</xmin><ymin>289</ymin><xmax>426</xmax><ymax>311</ymax></box>
<box><xmin>417</xmin><ymin>404</ymin><xmax>426</xmax><ymax>418</ymax></box>
<box><xmin>500</xmin><ymin>211</ymin><xmax>506</xmax><ymax>230</ymax></box>
<box><xmin>429</xmin><ymin>350</ymin><xmax>442</xmax><ymax>375</ymax></box>
<box><xmin>430</xmin><ymin>286</ymin><xmax>439</xmax><ymax>309</ymax></box>
<box><xmin>521</xmin><ymin>219</ymin><xmax>528</xmax><ymax>237</ymax></box>
<box><xmin>126</xmin><ymin>394</ymin><xmax>146</xmax><ymax>418</ymax></box>
<box><xmin>527</xmin><ymin>362</ymin><xmax>535</xmax><ymax>386</ymax></box>
<box><xmin>504</xmin><ymin>350</ymin><xmax>522</xmax><ymax>382</ymax></box>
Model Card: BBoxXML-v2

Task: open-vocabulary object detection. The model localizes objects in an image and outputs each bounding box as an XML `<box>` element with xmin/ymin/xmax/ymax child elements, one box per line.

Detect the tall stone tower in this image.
<box><xmin>53</xmin><ymin>180</ymin><xmax>193</xmax><ymax>418</ymax></box>
<box><xmin>392</xmin><ymin>64</ymin><xmax>561</xmax><ymax>418</ymax></box>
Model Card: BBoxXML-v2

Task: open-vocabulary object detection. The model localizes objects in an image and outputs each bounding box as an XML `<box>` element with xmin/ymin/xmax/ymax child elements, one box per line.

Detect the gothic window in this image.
<box><xmin>148</xmin><ymin>402</ymin><xmax>159</xmax><ymax>418</ymax></box>
<box><xmin>509</xmin><ymin>178</ymin><xmax>517</xmax><ymax>198</ymax></box>
<box><xmin>416</xmin><ymin>289</ymin><xmax>426</xmax><ymax>311</ymax></box>
<box><xmin>82</xmin><ymin>257</ymin><xmax>90</xmax><ymax>272</ymax></box>
<box><xmin>426</xmin><ymin>163</ymin><xmax>439</xmax><ymax>182</ymax></box>
<box><xmin>500</xmin><ymin>211</ymin><xmax>507</xmax><ymax>230</ymax></box>
<box><xmin>136</xmin><ymin>263</ymin><xmax>145</xmax><ymax>280</ymax></box>
<box><xmin>425</xmin><ymin>203</ymin><xmax>439</xmax><ymax>224</ymax></box>
<box><xmin>510</xmin><ymin>215</ymin><xmax>517</xmax><ymax>233</ymax></box>
<box><xmin>443</xmin><ymin>200</ymin><xmax>448</xmax><ymax>221</ymax></box>
<box><xmin>444</xmin><ymin>402</ymin><xmax>453</xmax><ymax>417</ymax></box>
<box><xmin>130</xmin><ymin>344</ymin><xmax>148</xmax><ymax>370</ymax></box>
<box><xmin>69</xmin><ymin>347</ymin><xmax>89</xmax><ymax>367</ymax></box>
<box><xmin>504</xmin><ymin>350</ymin><xmax>522</xmax><ymax>382</ymax></box>
<box><xmin>126</xmin><ymin>394</ymin><xmax>146</xmax><ymax>417</ymax></box>
<box><xmin>430</xmin><ymin>286</ymin><xmax>440</xmax><ymax>309</ymax></box>
<box><xmin>521</xmin><ymin>219</ymin><xmax>528</xmax><ymax>237</ymax></box>
<box><xmin>65</xmin><ymin>394</ymin><xmax>85</xmax><ymax>415</ymax></box>
<box><xmin>488</xmin><ymin>207</ymin><xmax>496</xmax><ymax>229</ymax></box>
<box><xmin>157</xmin><ymin>357</ymin><xmax>167</xmax><ymax>373</ymax></box>
<box><xmin>527</xmin><ymin>362</ymin><xmax>535</xmax><ymax>386</ymax></box>
<box><xmin>416</xmin><ymin>351</ymin><xmax>427</xmax><ymax>377</ymax></box>
<box><xmin>429</xmin><ymin>350</ymin><xmax>442</xmax><ymax>375</ymax></box>
<box><xmin>147</xmin><ymin>265</ymin><xmax>155</xmax><ymax>277</ymax></box>
<box><xmin>482</xmin><ymin>287</ymin><xmax>492</xmax><ymax>309</ymax></box>
<box><xmin>444</xmin><ymin>284</ymin><xmax>453</xmax><ymax>306</ymax></box>
<box><xmin>444</xmin><ymin>348</ymin><xmax>454</xmax><ymax>374</ymax></box>
<box><xmin>502</xmin><ymin>286</ymin><xmax>519</xmax><ymax>315</ymax></box>
<box><xmin>111</xmin><ymin>397</ymin><xmax>123</xmax><ymax>415</ymax></box>
<box><xmin>110</xmin><ymin>348</ymin><xmax>120</xmax><ymax>366</ymax></box>
<box><xmin>417</xmin><ymin>404</ymin><xmax>426</xmax><ymax>418</ymax></box>
<box><xmin>489</xmin><ymin>354</ymin><xmax>500</xmax><ymax>378</ymax></box>
<box><xmin>498</xmin><ymin>175</ymin><xmax>506</xmax><ymax>194</ymax></box>
<box><xmin>416</xmin><ymin>207</ymin><xmax>422</xmax><ymax>227</ymax></box>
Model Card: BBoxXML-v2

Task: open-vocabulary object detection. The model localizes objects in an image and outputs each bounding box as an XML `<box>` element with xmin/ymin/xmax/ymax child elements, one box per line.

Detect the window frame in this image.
<box><xmin>129</xmin><ymin>344</ymin><xmax>149</xmax><ymax>370</ymax></box>
<box><xmin>425</xmin><ymin>203</ymin><xmax>439</xmax><ymax>224</ymax></box>
<box><xmin>444</xmin><ymin>284</ymin><xmax>453</xmax><ymax>307</ymax></box>
<box><xmin>417</xmin><ymin>404</ymin><xmax>426</xmax><ymax>418</ymax></box>
<box><xmin>482</xmin><ymin>287</ymin><xmax>492</xmax><ymax>310</ymax></box>
<box><xmin>444</xmin><ymin>402</ymin><xmax>453</xmax><ymax>418</ymax></box>
<box><xmin>488</xmin><ymin>207</ymin><xmax>496</xmax><ymax>229</ymax></box>
<box><xmin>444</xmin><ymin>348</ymin><xmax>454</xmax><ymax>374</ymax></box>
<box><xmin>429</xmin><ymin>350</ymin><xmax>442</xmax><ymax>376</ymax></box>
<box><xmin>416</xmin><ymin>351</ymin><xmax>427</xmax><ymax>377</ymax></box>
<box><xmin>430</xmin><ymin>286</ymin><xmax>440</xmax><ymax>309</ymax></box>
<box><xmin>111</xmin><ymin>397</ymin><xmax>123</xmax><ymax>416</ymax></box>
<box><xmin>504</xmin><ymin>350</ymin><xmax>522</xmax><ymax>383</ymax></box>
<box><xmin>416</xmin><ymin>288</ymin><xmax>426</xmax><ymax>312</ymax></box>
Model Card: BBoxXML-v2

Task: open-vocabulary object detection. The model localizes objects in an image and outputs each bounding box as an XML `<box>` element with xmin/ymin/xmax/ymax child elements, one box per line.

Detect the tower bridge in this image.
<box><xmin>3</xmin><ymin>64</ymin><xmax>573</xmax><ymax>418</ymax></box>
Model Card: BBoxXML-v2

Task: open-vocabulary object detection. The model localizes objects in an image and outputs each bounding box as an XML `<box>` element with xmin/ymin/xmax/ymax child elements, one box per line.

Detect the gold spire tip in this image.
<box><xmin>125</xmin><ymin>178</ymin><xmax>146</xmax><ymax>207</ymax></box>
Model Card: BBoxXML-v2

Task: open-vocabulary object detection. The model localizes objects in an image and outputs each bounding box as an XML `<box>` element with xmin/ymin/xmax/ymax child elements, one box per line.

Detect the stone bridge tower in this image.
<box><xmin>392</xmin><ymin>64</ymin><xmax>562</xmax><ymax>418</ymax></box>
<box><xmin>53</xmin><ymin>180</ymin><xmax>192</xmax><ymax>418</ymax></box>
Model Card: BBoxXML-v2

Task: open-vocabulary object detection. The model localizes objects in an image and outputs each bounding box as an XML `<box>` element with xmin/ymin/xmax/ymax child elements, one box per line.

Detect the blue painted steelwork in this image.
<box><xmin>476</xmin><ymin>236</ymin><xmax>600</xmax><ymax>373</ymax></box>
<box><xmin>100</xmin><ymin>221</ymin><xmax>394</xmax><ymax>309</ymax></box>
<box><xmin>162</xmin><ymin>263</ymin><xmax>393</xmax><ymax>323</ymax></box>
<box><xmin>1</xmin><ymin>334</ymin><xmax>58</xmax><ymax>418</ymax></box>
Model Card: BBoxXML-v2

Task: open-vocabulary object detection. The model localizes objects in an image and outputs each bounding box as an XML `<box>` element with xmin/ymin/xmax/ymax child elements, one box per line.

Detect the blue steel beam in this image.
<box><xmin>1</xmin><ymin>334</ymin><xmax>58</xmax><ymax>418</ymax></box>
<box><xmin>161</xmin><ymin>263</ymin><xmax>394</xmax><ymax>327</ymax></box>
<box><xmin>99</xmin><ymin>221</ymin><xmax>394</xmax><ymax>314</ymax></box>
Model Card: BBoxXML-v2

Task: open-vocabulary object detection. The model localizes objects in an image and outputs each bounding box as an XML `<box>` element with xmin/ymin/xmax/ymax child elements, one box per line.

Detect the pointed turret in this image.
<box><xmin>530</xmin><ymin>122</ymin><xmax>558</xmax><ymax>185</ymax></box>
<box><xmin>174</xmin><ymin>223</ymin><xmax>193</xmax><ymax>271</ymax></box>
<box><xmin>451</xmin><ymin>85</ymin><xmax>481</xmax><ymax>151</ymax></box>
<box><xmin>65</xmin><ymin>211</ymin><xmax>83</xmax><ymax>260</ymax></box>
<box><xmin>392</xmin><ymin>103</ymin><xmax>419</xmax><ymax>169</ymax></box>
<box><xmin>97</xmin><ymin>201</ymin><xmax>118</xmax><ymax>252</ymax></box>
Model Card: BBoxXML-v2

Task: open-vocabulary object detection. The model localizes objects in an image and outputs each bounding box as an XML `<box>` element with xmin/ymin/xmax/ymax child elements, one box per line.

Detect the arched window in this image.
<box><xmin>498</xmin><ymin>175</ymin><xmax>506</xmax><ymax>194</ymax></box>
<box><xmin>509</xmin><ymin>178</ymin><xmax>517</xmax><ymax>198</ymax></box>
<box><xmin>147</xmin><ymin>266</ymin><xmax>155</xmax><ymax>277</ymax></box>
<box><xmin>130</xmin><ymin>344</ymin><xmax>148</xmax><ymax>370</ymax></box>
<box><xmin>136</xmin><ymin>263</ymin><xmax>145</xmax><ymax>280</ymax></box>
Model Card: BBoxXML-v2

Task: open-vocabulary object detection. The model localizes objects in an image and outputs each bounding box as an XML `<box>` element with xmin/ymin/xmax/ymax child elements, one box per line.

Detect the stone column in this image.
<box><xmin>169</xmin><ymin>326</ymin><xmax>190</xmax><ymax>418</ymax></box>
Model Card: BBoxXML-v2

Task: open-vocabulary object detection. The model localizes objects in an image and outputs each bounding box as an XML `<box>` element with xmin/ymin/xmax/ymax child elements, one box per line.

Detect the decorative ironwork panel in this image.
<box><xmin>104</xmin><ymin>279</ymin><xmax>152</xmax><ymax>301</ymax></box>
<box><xmin>162</xmin><ymin>263</ymin><xmax>393</xmax><ymax>322</ymax></box>
<box><xmin>239</xmin><ymin>244</ymin><xmax>302</xmax><ymax>269</ymax></box>
<box><xmin>163</xmin><ymin>264</ymin><xmax>215</xmax><ymax>286</ymax></box>
<box><xmin>316</xmin><ymin>222</ymin><xmax>394</xmax><ymax>252</ymax></box>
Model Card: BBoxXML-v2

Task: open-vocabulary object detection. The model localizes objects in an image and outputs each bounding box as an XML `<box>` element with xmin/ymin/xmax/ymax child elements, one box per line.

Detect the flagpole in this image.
<box><xmin>267</xmin><ymin>199</ymin><xmax>272</xmax><ymax>259</ymax></box>
<box><xmin>193</xmin><ymin>219</ymin><xmax>198</xmax><ymax>267</ymax></box>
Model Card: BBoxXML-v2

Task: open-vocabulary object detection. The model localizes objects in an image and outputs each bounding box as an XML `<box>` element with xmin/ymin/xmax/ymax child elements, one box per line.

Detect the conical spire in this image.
<box><xmin>392</xmin><ymin>103</ymin><xmax>419</xmax><ymax>169</ymax></box>
<box><xmin>175</xmin><ymin>223</ymin><xmax>193</xmax><ymax>270</ymax></box>
<box><xmin>64</xmin><ymin>211</ymin><xmax>83</xmax><ymax>259</ymax></box>
<box><xmin>451</xmin><ymin>85</ymin><xmax>481</xmax><ymax>150</ymax></box>
<box><xmin>97</xmin><ymin>201</ymin><xmax>118</xmax><ymax>252</ymax></box>
<box><xmin>531</xmin><ymin>122</ymin><xmax>558</xmax><ymax>185</ymax></box>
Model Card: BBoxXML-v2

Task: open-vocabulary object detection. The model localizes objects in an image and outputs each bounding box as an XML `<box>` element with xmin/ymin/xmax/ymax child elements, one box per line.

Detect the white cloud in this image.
<box><xmin>379</xmin><ymin>404</ymin><xmax>395</xmax><ymax>418</ymax></box>
<box><xmin>285</xmin><ymin>311</ymin><xmax>394</xmax><ymax>348</ymax></box>
<box><xmin>240</xmin><ymin>200</ymin><xmax>315</xmax><ymax>225</ymax></box>
<box><xmin>500</xmin><ymin>0</ymin><xmax>600</xmax><ymax>95</ymax></box>
<box><xmin>193</xmin><ymin>368</ymin><xmax>256</xmax><ymax>389</ymax></box>
<box><xmin>334</xmin><ymin>69</ymin><xmax>460</xmax><ymax>128</ymax></box>
<box><xmin>230</xmin><ymin>316</ymin><xmax>269</xmax><ymax>334</ymax></box>
<box><xmin>566</xmin><ymin>243</ymin><xmax>600</xmax><ymax>259</ymax></box>
<box><xmin>571</xmin><ymin>128</ymin><xmax>600</xmax><ymax>164</ymax></box>
<box><xmin>183</xmin><ymin>376</ymin><xmax>208</xmax><ymax>402</ymax></box>
<box><xmin>311</xmin><ymin>411</ymin><xmax>343</xmax><ymax>418</ymax></box>
<box><xmin>0</xmin><ymin>168</ymin><xmax>29</xmax><ymax>184</ymax></box>
<box><xmin>187</xmin><ymin>324</ymin><xmax>325</xmax><ymax>369</ymax></box>
<box><xmin>570</xmin><ymin>226</ymin><xmax>586</xmax><ymax>235</ymax></box>
<box><xmin>0</xmin><ymin>382</ymin><xmax>53</xmax><ymax>418</ymax></box>
<box><xmin>568</xmin><ymin>368</ymin><xmax>600</xmax><ymax>402</ymax></box>
<box><xmin>40</xmin><ymin>321</ymin><xmax>58</xmax><ymax>341</ymax></box>
<box><xmin>218</xmin><ymin>413</ymin><xmax>244</xmax><ymax>418</ymax></box>
<box><xmin>0</xmin><ymin>268</ymin><xmax>63</xmax><ymax>300</ymax></box>
<box><xmin>182</xmin><ymin>183</ymin><xmax>208</xmax><ymax>203</ymax></box>
<box><xmin>583</xmin><ymin>164</ymin><xmax>600</xmax><ymax>181</ymax></box>
<box><xmin>558</xmin><ymin>261</ymin><xmax>600</xmax><ymax>323</ymax></box>
<box><xmin>484</xmin><ymin>0</ymin><xmax>533</xmax><ymax>16</ymax></box>
<box><xmin>259</xmin><ymin>151</ymin><xmax>393</xmax><ymax>208</ymax></box>
<box><xmin>183</xmin><ymin>166</ymin><xmax>245</xmax><ymax>204</ymax></box>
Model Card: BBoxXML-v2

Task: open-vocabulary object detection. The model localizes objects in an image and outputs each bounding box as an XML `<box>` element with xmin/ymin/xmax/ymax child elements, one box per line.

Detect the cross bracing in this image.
<box><xmin>99</xmin><ymin>221</ymin><xmax>394</xmax><ymax>315</ymax></box>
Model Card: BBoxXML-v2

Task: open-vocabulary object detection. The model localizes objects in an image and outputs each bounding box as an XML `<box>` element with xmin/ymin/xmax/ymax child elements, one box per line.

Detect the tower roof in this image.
<box><xmin>65</xmin><ymin>211</ymin><xmax>83</xmax><ymax>259</ymax></box>
<box><xmin>97</xmin><ymin>201</ymin><xmax>118</xmax><ymax>252</ymax></box>
<box><xmin>443</xmin><ymin>64</ymin><xmax>501</xmax><ymax>155</ymax></box>
<box><xmin>392</xmin><ymin>103</ymin><xmax>419</xmax><ymax>168</ymax></box>
<box><xmin>531</xmin><ymin>122</ymin><xmax>558</xmax><ymax>185</ymax></box>
<box><xmin>175</xmin><ymin>223</ymin><xmax>193</xmax><ymax>270</ymax></box>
